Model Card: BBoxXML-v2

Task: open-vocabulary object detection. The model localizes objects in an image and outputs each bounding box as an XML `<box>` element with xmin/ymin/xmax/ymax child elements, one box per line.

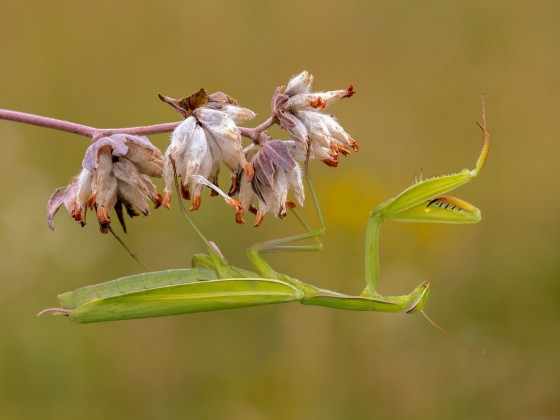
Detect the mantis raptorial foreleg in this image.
<box><xmin>248</xmin><ymin>96</ymin><xmax>489</xmax><ymax>312</ymax></box>
<box><xmin>362</xmin><ymin>95</ymin><xmax>489</xmax><ymax>298</ymax></box>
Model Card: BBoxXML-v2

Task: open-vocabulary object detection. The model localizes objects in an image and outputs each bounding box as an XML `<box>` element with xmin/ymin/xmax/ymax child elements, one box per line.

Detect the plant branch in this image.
<box><xmin>0</xmin><ymin>108</ymin><xmax>183</xmax><ymax>140</ymax></box>
<box><xmin>239</xmin><ymin>115</ymin><xmax>277</xmax><ymax>143</ymax></box>
<box><xmin>0</xmin><ymin>109</ymin><xmax>95</xmax><ymax>137</ymax></box>
<box><xmin>95</xmin><ymin>122</ymin><xmax>180</xmax><ymax>139</ymax></box>
<box><xmin>1</xmin><ymin>108</ymin><xmax>277</xmax><ymax>144</ymax></box>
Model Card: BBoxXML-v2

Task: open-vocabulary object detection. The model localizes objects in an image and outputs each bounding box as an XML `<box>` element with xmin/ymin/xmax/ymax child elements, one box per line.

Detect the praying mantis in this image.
<box><xmin>39</xmin><ymin>97</ymin><xmax>489</xmax><ymax>324</ymax></box>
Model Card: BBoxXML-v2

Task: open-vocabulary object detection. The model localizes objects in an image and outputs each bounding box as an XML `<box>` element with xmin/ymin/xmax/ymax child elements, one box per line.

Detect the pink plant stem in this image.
<box><xmin>0</xmin><ymin>108</ymin><xmax>275</xmax><ymax>143</ymax></box>
<box><xmin>95</xmin><ymin>122</ymin><xmax>180</xmax><ymax>139</ymax></box>
<box><xmin>239</xmin><ymin>116</ymin><xmax>277</xmax><ymax>142</ymax></box>
<box><xmin>0</xmin><ymin>109</ymin><xmax>181</xmax><ymax>140</ymax></box>
<box><xmin>0</xmin><ymin>109</ymin><xmax>95</xmax><ymax>137</ymax></box>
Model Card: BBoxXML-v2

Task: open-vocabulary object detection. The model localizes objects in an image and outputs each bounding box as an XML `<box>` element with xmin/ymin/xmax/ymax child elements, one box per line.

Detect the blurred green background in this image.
<box><xmin>1</xmin><ymin>1</ymin><xmax>559</xmax><ymax>419</ymax></box>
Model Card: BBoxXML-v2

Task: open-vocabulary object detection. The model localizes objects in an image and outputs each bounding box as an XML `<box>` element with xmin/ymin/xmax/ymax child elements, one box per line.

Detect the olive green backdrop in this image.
<box><xmin>1</xmin><ymin>1</ymin><xmax>559</xmax><ymax>419</ymax></box>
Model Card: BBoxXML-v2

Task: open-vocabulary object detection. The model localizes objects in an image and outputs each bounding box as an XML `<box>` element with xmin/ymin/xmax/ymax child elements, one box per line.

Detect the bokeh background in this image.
<box><xmin>1</xmin><ymin>1</ymin><xmax>559</xmax><ymax>419</ymax></box>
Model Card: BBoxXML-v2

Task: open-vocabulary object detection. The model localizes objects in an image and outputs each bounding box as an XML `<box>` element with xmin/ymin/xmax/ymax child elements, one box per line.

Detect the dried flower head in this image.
<box><xmin>273</xmin><ymin>71</ymin><xmax>358</xmax><ymax>167</ymax></box>
<box><xmin>47</xmin><ymin>134</ymin><xmax>163</xmax><ymax>233</ymax></box>
<box><xmin>160</xmin><ymin>89</ymin><xmax>256</xmax><ymax>210</ymax></box>
<box><xmin>233</xmin><ymin>138</ymin><xmax>305</xmax><ymax>226</ymax></box>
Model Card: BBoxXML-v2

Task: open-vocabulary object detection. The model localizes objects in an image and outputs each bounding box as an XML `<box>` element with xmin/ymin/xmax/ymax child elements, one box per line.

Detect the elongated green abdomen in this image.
<box><xmin>63</xmin><ymin>277</ymin><xmax>304</xmax><ymax>323</ymax></box>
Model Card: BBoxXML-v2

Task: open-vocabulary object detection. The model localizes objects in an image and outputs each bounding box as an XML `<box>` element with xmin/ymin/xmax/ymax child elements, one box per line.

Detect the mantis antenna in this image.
<box><xmin>420</xmin><ymin>310</ymin><xmax>486</xmax><ymax>357</ymax></box>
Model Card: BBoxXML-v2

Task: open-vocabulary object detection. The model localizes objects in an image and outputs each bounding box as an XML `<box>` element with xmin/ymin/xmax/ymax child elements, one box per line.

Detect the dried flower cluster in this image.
<box><xmin>159</xmin><ymin>89</ymin><xmax>255</xmax><ymax>211</ymax></box>
<box><xmin>48</xmin><ymin>71</ymin><xmax>357</xmax><ymax>232</ymax></box>
<box><xmin>47</xmin><ymin>135</ymin><xmax>163</xmax><ymax>233</ymax></box>
<box><xmin>273</xmin><ymin>71</ymin><xmax>358</xmax><ymax>167</ymax></box>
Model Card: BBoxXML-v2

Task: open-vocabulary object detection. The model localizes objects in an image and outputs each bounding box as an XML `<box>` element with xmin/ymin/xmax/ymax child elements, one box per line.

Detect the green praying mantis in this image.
<box><xmin>39</xmin><ymin>97</ymin><xmax>489</xmax><ymax>325</ymax></box>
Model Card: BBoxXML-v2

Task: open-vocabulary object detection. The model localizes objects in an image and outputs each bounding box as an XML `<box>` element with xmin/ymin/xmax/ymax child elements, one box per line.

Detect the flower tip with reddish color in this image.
<box><xmin>228</xmin><ymin>175</ymin><xmax>239</xmax><ymax>196</ymax></box>
<box><xmin>323</xmin><ymin>158</ymin><xmax>339</xmax><ymax>167</ymax></box>
<box><xmin>189</xmin><ymin>195</ymin><xmax>202</xmax><ymax>211</ymax></box>
<box><xmin>235</xmin><ymin>208</ymin><xmax>246</xmax><ymax>225</ymax></box>
<box><xmin>285</xmin><ymin>200</ymin><xmax>297</xmax><ymax>209</ymax></box>
<box><xmin>162</xmin><ymin>192</ymin><xmax>172</xmax><ymax>209</ymax></box>
<box><xmin>152</xmin><ymin>194</ymin><xmax>163</xmax><ymax>209</ymax></box>
<box><xmin>86</xmin><ymin>193</ymin><xmax>96</xmax><ymax>210</ymax></box>
<box><xmin>309</xmin><ymin>97</ymin><xmax>327</xmax><ymax>111</ymax></box>
<box><xmin>96</xmin><ymin>207</ymin><xmax>111</xmax><ymax>226</ymax></box>
<box><xmin>244</xmin><ymin>163</ymin><xmax>254</xmax><ymax>182</ymax></box>
<box><xmin>349</xmin><ymin>137</ymin><xmax>359</xmax><ymax>152</ymax></box>
<box><xmin>253</xmin><ymin>213</ymin><xmax>264</xmax><ymax>227</ymax></box>
<box><xmin>226</xmin><ymin>197</ymin><xmax>243</xmax><ymax>212</ymax></box>
<box><xmin>329</xmin><ymin>141</ymin><xmax>350</xmax><ymax>156</ymax></box>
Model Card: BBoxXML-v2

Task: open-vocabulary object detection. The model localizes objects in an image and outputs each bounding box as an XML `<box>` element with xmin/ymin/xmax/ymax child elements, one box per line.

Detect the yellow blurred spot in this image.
<box><xmin>320</xmin><ymin>170</ymin><xmax>389</xmax><ymax>229</ymax></box>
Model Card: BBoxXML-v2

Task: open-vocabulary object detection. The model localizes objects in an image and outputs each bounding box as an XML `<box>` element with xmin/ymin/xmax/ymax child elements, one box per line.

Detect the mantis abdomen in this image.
<box><xmin>57</xmin><ymin>271</ymin><xmax>304</xmax><ymax>323</ymax></box>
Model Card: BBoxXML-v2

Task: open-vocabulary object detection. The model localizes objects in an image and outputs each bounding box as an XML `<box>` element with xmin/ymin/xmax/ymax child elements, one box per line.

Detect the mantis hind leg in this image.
<box><xmin>246</xmin><ymin>166</ymin><xmax>325</xmax><ymax>284</ymax></box>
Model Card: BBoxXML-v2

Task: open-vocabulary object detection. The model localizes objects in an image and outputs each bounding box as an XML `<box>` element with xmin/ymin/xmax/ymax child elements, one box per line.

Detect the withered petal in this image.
<box><xmin>47</xmin><ymin>186</ymin><xmax>71</xmax><ymax>231</ymax></box>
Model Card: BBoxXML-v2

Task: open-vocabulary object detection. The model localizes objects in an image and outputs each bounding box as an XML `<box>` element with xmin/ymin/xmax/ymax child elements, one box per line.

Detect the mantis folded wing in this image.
<box><xmin>40</xmin><ymin>97</ymin><xmax>489</xmax><ymax>323</ymax></box>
